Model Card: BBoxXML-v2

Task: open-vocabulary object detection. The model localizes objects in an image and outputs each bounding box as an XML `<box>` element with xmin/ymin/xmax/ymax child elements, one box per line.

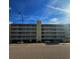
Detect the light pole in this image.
<box><xmin>10</xmin><ymin>8</ymin><xmax>24</xmax><ymax>44</ymax></box>
<box><xmin>18</xmin><ymin>12</ymin><xmax>24</xmax><ymax>43</ymax></box>
<box><xmin>18</xmin><ymin>12</ymin><xmax>24</xmax><ymax>24</ymax></box>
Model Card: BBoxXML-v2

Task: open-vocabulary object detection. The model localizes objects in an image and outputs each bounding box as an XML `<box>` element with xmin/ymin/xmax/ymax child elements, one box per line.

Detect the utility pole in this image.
<box><xmin>18</xmin><ymin>11</ymin><xmax>24</xmax><ymax>43</ymax></box>
<box><xmin>18</xmin><ymin>12</ymin><xmax>24</xmax><ymax>24</ymax></box>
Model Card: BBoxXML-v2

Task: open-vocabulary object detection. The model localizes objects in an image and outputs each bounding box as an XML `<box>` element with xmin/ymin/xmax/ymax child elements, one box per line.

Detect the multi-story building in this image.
<box><xmin>9</xmin><ymin>20</ymin><xmax>69</xmax><ymax>43</ymax></box>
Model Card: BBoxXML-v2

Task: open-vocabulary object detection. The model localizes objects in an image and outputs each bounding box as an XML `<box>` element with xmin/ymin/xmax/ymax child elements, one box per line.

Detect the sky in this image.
<box><xmin>9</xmin><ymin>0</ymin><xmax>70</xmax><ymax>24</ymax></box>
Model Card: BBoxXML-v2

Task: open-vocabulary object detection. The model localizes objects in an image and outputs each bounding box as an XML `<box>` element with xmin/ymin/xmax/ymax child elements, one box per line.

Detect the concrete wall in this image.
<box><xmin>36</xmin><ymin>20</ymin><xmax>42</xmax><ymax>42</ymax></box>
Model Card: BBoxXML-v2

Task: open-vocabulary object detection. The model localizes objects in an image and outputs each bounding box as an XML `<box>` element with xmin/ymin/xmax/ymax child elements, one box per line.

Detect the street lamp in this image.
<box><xmin>18</xmin><ymin>11</ymin><xmax>24</xmax><ymax>24</ymax></box>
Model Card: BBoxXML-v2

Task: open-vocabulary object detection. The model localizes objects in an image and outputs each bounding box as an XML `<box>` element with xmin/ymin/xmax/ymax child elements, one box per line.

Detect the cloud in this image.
<box><xmin>9</xmin><ymin>7</ymin><xmax>11</xmax><ymax>10</ymax></box>
<box><xmin>49</xmin><ymin>18</ymin><xmax>70</xmax><ymax>24</ymax></box>
<box><xmin>48</xmin><ymin>0</ymin><xmax>58</xmax><ymax>6</ymax></box>
<box><xmin>47</xmin><ymin>5</ymin><xmax>69</xmax><ymax>13</ymax></box>
<box><xmin>49</xmin><ymin>18</ymin><xmax>60</xmax><ymax>24</ymax></box>
<box><xmin>9</xmin><ymin>21</ymin><xmax>13</xmax><ymax>24</ymax></box>
<box><xmin>64</xmin><ymin>17</ymin><xmax>70</xmax><ymax>24</ymax></box>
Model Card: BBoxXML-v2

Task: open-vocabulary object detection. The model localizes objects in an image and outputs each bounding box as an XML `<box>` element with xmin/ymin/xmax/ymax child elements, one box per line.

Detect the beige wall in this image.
<box><xmin>36</xmin><ymin>20</ymin><xmax>42</xmax><ymax>42</ymax></box>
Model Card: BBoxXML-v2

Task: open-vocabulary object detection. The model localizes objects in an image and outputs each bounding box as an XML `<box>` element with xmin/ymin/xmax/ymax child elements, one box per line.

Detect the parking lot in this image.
<box><xmin>9</xmin><ymin>43</ymin><xmax>70</xmax><ymax>59</ymax></box>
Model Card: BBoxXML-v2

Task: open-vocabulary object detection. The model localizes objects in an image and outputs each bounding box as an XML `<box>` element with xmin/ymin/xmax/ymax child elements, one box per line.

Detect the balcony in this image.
<box><xmin>11</xmin><ymin>30</ymin><xmax>36</xmax><ymax>32</ymax></box>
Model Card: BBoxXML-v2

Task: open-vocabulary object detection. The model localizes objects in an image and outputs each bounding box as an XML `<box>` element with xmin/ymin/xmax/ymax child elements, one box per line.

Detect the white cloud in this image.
<box><xmin>9</xmin><ymin>21</ymin><xmax>13</xmax><ymax>24</ymax></box>
<box><xmin>9</xmin><ymin>7</ymin><xmax>11</xmax><ymax>10</ymax></box>
<box><xmin>49</xmin><ymin>18</ymin><xmax>60</xmax><ymax>24</ymax></box>
<box><xmin>48</xmin><ymin>0</ymin><xmax>58</xmax><ymax>6</ymax></box>
<box><xmin>49</xmin><ymin>18</ymin><xmax>70</xmax><ymax>24</ymax></box>
<box><xmin>64</xmin><ymin>18</ymin><xmax>70</xmax><ymax>24</ymax></box>
<box><xmin>47</xmin><ymin>5</ymin><xmax>69</xmax><ymax>13</ymax></box>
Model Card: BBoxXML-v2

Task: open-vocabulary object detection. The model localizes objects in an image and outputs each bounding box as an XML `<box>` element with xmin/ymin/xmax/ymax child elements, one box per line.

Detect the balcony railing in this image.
<box><xmin>11</xmin><ymin>30</ymin><xmax>36</xmax><ymax>32</ymax></box>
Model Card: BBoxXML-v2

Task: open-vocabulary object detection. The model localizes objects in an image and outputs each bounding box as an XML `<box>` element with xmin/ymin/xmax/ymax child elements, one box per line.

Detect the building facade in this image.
<box><xmin>9</xmin><ymin>20</ymin><xmax>69</xmax><ymax>43</ymax></box>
